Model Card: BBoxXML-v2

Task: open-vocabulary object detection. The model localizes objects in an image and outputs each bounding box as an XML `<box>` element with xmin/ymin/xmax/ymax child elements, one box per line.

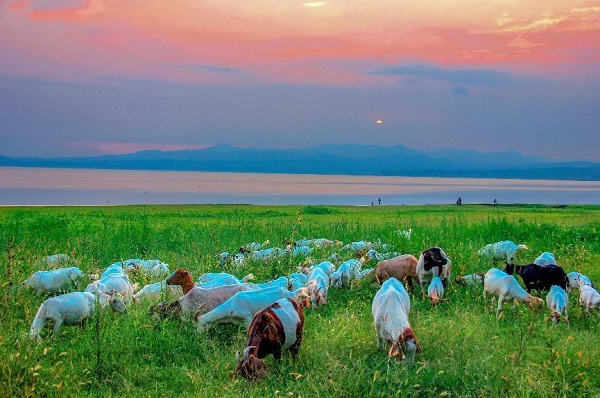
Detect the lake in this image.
<box><xmin>1</xmin><ymin>167</ymin><xmax>600</xmax><ymax>206</ymax></box>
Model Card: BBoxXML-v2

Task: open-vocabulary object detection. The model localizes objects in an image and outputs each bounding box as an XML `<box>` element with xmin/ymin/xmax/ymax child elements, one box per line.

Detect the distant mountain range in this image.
<box><xmin>2</xmin><ymin>144</ymin><xmax>600</xmax><ymax>181</ymax></box>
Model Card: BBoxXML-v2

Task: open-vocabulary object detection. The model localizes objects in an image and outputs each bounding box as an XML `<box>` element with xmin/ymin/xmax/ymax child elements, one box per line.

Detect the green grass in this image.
<box><xmin>1</xmin><ymin>204</ymin><xmax>600</xmax><ymax>397</ymax></box>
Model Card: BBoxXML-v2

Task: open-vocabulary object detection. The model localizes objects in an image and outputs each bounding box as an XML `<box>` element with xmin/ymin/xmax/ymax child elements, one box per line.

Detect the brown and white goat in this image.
<box><xmin>148</xmin><ymin>269</ymin><xmax>250</xmax><ymax>321</ymax></box>
<box><xmin>372</xmin><ymin>278</ymin><xmax>421</xmax><ymax>363</ymax></box>
<box><xmin>235</xmin><ymin>298</ymin><xmax>305</xmax><ymax>380</ymax></box>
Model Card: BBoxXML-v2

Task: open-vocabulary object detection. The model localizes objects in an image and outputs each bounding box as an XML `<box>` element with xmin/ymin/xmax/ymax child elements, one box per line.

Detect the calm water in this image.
<box><xmin>1</xmin><ymin>167</ymin><xmax>600</xmax><ymax>206</ymax></box>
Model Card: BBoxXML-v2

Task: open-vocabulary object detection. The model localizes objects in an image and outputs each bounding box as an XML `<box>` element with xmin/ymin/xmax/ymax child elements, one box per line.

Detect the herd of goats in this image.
<box><xmin>21</xmin><ymin>238</ymin><xmax>598</xmax><ymax>380</ymax></box>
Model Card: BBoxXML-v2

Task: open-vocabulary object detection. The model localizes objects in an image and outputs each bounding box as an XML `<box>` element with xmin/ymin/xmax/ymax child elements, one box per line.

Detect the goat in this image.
<box><xmin>195</xmin><ymin>286</ymin><xmax>309</xmax><ymax>332</ymax></box>
<box><xmin>579</xmin><ymin>282</ymin><xmax>600</xmax><ymax>316</ymax></box>
<box><xmin>374</xmin><ymin>254</ymin><xmax>419</xmax><ymax>290</ymax></box>
<box><xmin>195</xmin><ymin>271</ymin><xmax>255</xmax><ymax>288</ymax></box>
<box><xmin>546</xmin><ymin>285</ymin><xmax>569</xmax><ymax>324</ymax></box>
<box><xmin>29</xmin><ymin>291</ymin><xmax>125</xmax><ymax>342</ymax></box>
<box><xmin>534</xmin><ymin>252</ymin><xmax>557</xmax><ymax>266</ymax></box>
<box><xmin>235</xmin><ymin>298</ymin><xmax>305</xmax><ymax>380</ymax></box>
<box><xmin>298</xmin><ymin>260</ymin><xmax>336</xmax><ymax>277</ymax></box>
<box><xmin>477</xmin><ymin>240</ymin><xmax>528</xmax><ymax>262</ymax></box>
<box><xmin>150</xmin><ymin>269</ymin><xmax>251</xmax><ymax>321</ymax></box>
<box><xmin>121</xmin><ymin>258</ymin><xmax>170</xmax><ymax>276</ymax></box>
<box><xmin>306</xmin><ymin>267</ymin><xmax>329</xmax><ymax>309</ymax></box>
<box><xmin>85</xmin><ymin>273</ymin><xmax>137</xmax><ymax>302</ymax></box>
<box><xmin>132</xmin><ymin>281</ymin><xmax>183</xmax><ymax>304</ymax></box>
<box><xmin>329</xmin><ymin>259</ymin><xmax>363</xmax><ymax>289</ymax></box>
<box><xmin>453</xmin><ymin>273</ymin><xmax>484</xmax><ymax>287</ymax></box>
<box><xmin>416</xmin><ymin>247</ymin><xmax>451</xmax><ymax>296</ymax></box>
<box><xmin>288</xmin><ymin>272</ymin><xmax>309</xmax><ymax>290</ymax></box>
<box><xmin>567</xmin><ymin>272</ymin><xmax>593</xmax><ymax>292</ymax></box>
<box><xmin>427</xmin><ymin>276</ymin><xmax>445</xmax><ymax>306</ymax></box>
<box><xmin>483</xmin><ymin>268</ymin><xmax>544</xmax><ymax>319</ymax></box>
<box><xmin>504</xmin><ymin>262</ymin><xmax>567</xmax><ymax>294</ymax></box>
<box><xmin>22</xmin><ymin>267</ymin><xmax>87</xmax><ymax>294</ymax></box>
<box><xmin>372</xmin><ymin>278</ymin><xmax>420</xmax><ymax>362</ymax></box>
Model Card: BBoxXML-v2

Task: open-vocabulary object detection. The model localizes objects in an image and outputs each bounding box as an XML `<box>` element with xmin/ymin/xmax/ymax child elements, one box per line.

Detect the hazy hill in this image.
<box><xmin>1</xmin><ymin>144</ymin><xmax>599</xmax><ymax>181</ymax></box>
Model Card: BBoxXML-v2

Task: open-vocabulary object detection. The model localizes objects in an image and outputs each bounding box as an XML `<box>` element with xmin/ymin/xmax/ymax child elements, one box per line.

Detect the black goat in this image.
<box><xmin>504</xmin><ymin>262</ymin><xmax>568</xmax><ymax>295</ymax></box>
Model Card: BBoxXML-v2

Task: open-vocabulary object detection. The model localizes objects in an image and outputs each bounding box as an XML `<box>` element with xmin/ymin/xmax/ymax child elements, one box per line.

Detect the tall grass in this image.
<box><xmin>1</xmin><ymin>204</ymin><xmax>599</xmax><ymax>397</ymax></box>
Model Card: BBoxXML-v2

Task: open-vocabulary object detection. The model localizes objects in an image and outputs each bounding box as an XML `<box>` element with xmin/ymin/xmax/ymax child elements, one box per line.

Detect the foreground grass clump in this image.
<box><xmin>1</xmin><ymin>204</ymin><xmax>600</xmax><ymax>397</ymax></box>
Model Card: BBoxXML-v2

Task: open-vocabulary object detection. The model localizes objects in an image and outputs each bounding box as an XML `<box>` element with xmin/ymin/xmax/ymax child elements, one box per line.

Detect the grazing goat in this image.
<box><xmin>374</xmin><ymin>254</ymin><xmax>419</xmax><ymax>290</ymax></box>
<box><xmin>235</xmin><ymin>298</ymin><xmax>305</xmax><ymax>380</ymax></box>
<box><xmin>195</xmin><ymin>286</ymin><xmax>309</xmax><ymax>332</ymax></box>
<box><xmin>329</xmin><ymin>259</ymin><xmax>363</xmax><ymax>289</ymax></box>
<box><xmin>372</xmin><ymin>278</ymin><xmax>420</xmax><ymax>362</ymax></box>
<box><xmin>149</xmin><ymin>269</ymin><xmax>251</xmax><ymax>320</ymax></box>
<box><xmin>122</xmin><ymin>258</ymin><xmax>170</xmax><ymax>276</ymax></box>
<box><xmin>29</xmin><ymin>291</ymin><xmax>125</xmax><ymax>342</ymax></box>
<box><xmin>453</xmin><ymin>273</ymin><xmax>484</xmax><ymax>287</ymax></box>
<box><xmin>427</xmin><ymin>276</ymin><xmax>445</xmax><ymax>306</ymax></box>
<box><xmin>306</xmin><ymin>268</ymin><xmax>329</xmax><ymax>309</ymax></box>
<box><xmin>195</xmin><ymin>272</ymin><xmax>255</xmax><ymax>288</ymax></box>
<box><xmin>534</xmin><ymin>252</ymin><xmax>557</xmax><ymax>266</ymax></box>
<box><xmin>546</xmin><ymin>285</ymin><xmax>569</xmax><ymax>324</ymax></box>
<box><xmin>22</xmin><ymin>267</ymin><xmax>87</xmax><ymax>294</ymax></box>
<box><xmin>567</xmin><ymin>272</ymin><xmax>593</xmax><ymax>292</ymax></box>
<box><xmin>483</xmin><ymin>268</ymin><xmax>544</xmax><ymax>319</ymax></box>
<box><xmin>85</xmin><ymin>273</ymin><xmax>137</xmax><ymax>302</ymax></box>
<box><xmin>288</xmin><ymin>272</ymin><xmax>309</xmax><ymax>290</ymax></box>
<box><xmin>132</xmin><ymin>281</ymin><xmax>183</xmax><ymax>303</ymax></box>
<box><xmin>504</xmin><ymin>262</ymin><xmax>568</xmax><ymax>294</ymax></box>
<box><xmin>579</xmin><ymin>283</ymin><xmax>600</xmax><ymax>316</ymax></box>
<box><xmin>416</xmin><ymin>247</ymin><xmax>451</xmax><ymax>295</ymax></box>
<box><xmin>477</xmin><ymin>240</ymin><xmax>529</xmax><ymax>262</ymax></box>
<box><xmin>298</xmin><ymin>261</ymin><xmax>336</xmax><ymax>277</ymax></box>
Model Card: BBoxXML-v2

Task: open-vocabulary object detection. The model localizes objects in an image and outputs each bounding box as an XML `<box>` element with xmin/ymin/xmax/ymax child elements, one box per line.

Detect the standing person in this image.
<box><xmin>378</xmin><ymin>197</ymin><xmax>382</xmax><ymax>205</ymax></box>
<box><xmin>456</xmin><ymin>196</ymin><xmax>462</xmax><ymax>206</ymax></box>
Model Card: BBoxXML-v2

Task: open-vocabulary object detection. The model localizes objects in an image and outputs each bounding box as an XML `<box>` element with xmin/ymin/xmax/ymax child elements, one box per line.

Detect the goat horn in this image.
<box><xmin>242</xmin><ymin>346</ymin><xmax>255</xmax><ymax>361</ymax></box>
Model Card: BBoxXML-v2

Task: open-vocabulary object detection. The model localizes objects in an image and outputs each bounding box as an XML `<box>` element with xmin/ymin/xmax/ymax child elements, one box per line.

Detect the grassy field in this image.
<box><xmin>1</xmin><ymin>204</ymin><xmax>600</xmax><ymax>397</ymax></box>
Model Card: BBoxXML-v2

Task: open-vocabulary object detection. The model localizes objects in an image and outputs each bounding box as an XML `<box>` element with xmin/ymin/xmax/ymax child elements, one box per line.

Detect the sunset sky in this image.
<box><xmin>1</xmin><ymin>1</ymin><xmax>599</xmax><ymax>160</ymax></box>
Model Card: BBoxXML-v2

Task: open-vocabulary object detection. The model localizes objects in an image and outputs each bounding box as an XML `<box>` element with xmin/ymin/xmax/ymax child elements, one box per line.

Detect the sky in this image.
<box><xmin>1</xmin><ymin>0</ymin><xmax>599</xmax><ymax>161</ymax></box>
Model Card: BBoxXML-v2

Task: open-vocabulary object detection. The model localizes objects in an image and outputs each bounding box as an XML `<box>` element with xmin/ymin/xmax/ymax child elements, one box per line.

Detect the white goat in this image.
<box><xmin>579</xmin><ymin>282</ymin><xmax>600</xmax><ymax>316</ymax></box>
<box><xmin>195</xmin><ymin>286</ymin><xmax>308</xmax><ymax>332</ymax></box>
<box><xmin>372</xmin><ymin>278</ymin><xmax>420</xmax><ymax>362</ymax></box>
<box><xmin>85</xmin><ymin>274</ymin><xmax>137</xmax><ymax>302</ymax></box>
<box><xmin>298</xmin><ymin>260</ymin><xmax>336</xmax><ymax>276</ymax></box>
<box><xmin>567</xmin><ymin>272</ymin><xmax>593</xmax><ymax>292</ymax></box>
<box><xmin>427</xmin><ymin>276</ymin><xmax>445</xmax><ymax>305</ymax></box>
<box><xmin>328</xmin><ymin>259</ymin><xmax>363</xmax><ymax>288</ymax></box>
<box><xmin>546</xmin><ymin>285</ymin><xmax>569</xmax><ymax>324</ymax></box>
<box><xmin>122</xmin><ymin>258</ymin><xmax>170</xmax><ymax>276</ymax></box>
<box><xmin>288</xmin><ymin>272</ymin><xmax>309</xmax><ymax>290</ymax></box>
<box><xmin>196</xmin><ymin>272</ymin><xmax>254</xmax><ymax>288</ymax></box>
<box><xmin>477</xmin><ymin>240</ymin><xmax>528</xmax><ymax>262</ymax></box>
<box><xmin>534</xmin><ymin>252</ymin><xmax>557</xmax><ymax>266</ymax></box>
<box><xmin>22</xmin><ymin>267</ymin><xmax>87</xmax><ymax>294</ymax></box>
<box><xmin>306</xmin><ymin>268</ymin><xmax>329</xmax><ymax>309</ymax></box>
<box><xmin>132</xmin><ymin>281</ymin><xmax>183</xmax><ymax>303</ymax></box>
<box><xmin>483</xmin><ymin>268</ymin><xmax>544</xmax><ymax>319</ymax></box>
<box><xmin>29</xmin><ymin>291</ymin><xmax>125</xmax><ymax>342</ymax></box>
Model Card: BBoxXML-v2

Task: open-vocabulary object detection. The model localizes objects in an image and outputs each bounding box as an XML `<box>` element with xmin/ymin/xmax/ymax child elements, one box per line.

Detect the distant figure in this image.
<box><xmin>378</xmin><ymin>197</ymin><xmax>382</xmax><ymax>205</ymax></box>
<box><xmin>493</xmin><ymin>198</ymin><xmax>498</xmax><ymax>205</ymax></box>
<box><xmin>456</xmin><ymin>196</ymin><xmax>462</xmax><ymax>206</ymax></box>
<box><xmin>371</xmin><ymin>201</ymin><xmax>374</xmax><ymax>206</ymax></box>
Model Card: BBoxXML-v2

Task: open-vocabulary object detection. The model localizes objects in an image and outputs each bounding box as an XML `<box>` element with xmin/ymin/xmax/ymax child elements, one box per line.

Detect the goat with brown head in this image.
<box><xmin>235</xmin><ymin>298</ymin><xmax>304</xmax><ymax>380</ymax></box>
